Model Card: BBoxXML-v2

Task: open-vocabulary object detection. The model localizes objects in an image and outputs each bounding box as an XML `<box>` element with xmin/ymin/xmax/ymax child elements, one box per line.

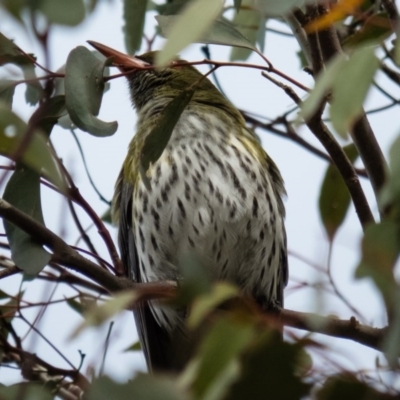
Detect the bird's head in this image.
<box><xmin>88</xmin><ymin>41</ymin><xmax>243</xmax><ymax>122</ymax></box>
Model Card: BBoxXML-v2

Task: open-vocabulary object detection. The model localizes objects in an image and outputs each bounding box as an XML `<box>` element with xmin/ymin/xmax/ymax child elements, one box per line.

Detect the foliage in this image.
<box><xmin>0</xmin><ymin>0</ymin><xmax>399</xmax><ymax>399</ymax></box>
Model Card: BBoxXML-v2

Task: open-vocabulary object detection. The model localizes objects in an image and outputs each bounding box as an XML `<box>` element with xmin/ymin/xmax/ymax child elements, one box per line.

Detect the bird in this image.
<box><xmin>88</xmin><ymin>41</ymin><xmax>288</xmax><ymax>372</ymax></box>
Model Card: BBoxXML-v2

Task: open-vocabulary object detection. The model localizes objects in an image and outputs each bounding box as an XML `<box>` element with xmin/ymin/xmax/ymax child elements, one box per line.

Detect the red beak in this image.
<box><xmin>87</xmin><ymin>41</ymin><xmax>149</xmax><ymax>71</ymax></box>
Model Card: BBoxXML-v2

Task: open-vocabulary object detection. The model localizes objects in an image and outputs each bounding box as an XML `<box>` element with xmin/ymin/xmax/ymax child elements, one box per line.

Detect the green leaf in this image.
<box><xmin>343</xmin><ymin>13</ymin><xmax>392</xmax><ymax>48</ymax></box>
<box><xmin>0</xmin><ymin>383</ymin><xmax>53</xmax><ymax>400</ymax></box>
<box><xmin>155</xmin><ymin>0</ymin><xmax>224</xmax><ymax>66</ymax></box>
<box><xmin>156</xmin><ymin>16</ymin><xmax>258</xmax><ymax>53</ymax></box>
<box><xmin>0</xmin><ymin>80</ymin><xmax>16</xmax><ymax>109</ymax></box>
<box><xmin>379</xmin><ymin>134</ymin><xmax>400</xmax><ymax>211</ymax></box>
<box><xmin>299</xmin><ymin>53</ymin><xmax>345</xmax><ymax>122</ymax></box>
<box><xmin>29</xmin><ymin>95</ymin><xmax>67</xmax><ymax>136</ymax></box>
<box><xmin>87</xmin><ymin>375</ymin><xmax>186</xmax><ymax>400</ymax></box>
<box><xmin>0</xmin><ymin>106</ymin><xmax>64</xmax><ymax>188</ymax></box>
<box><xmin>229</xmin><ymin>0</ymin><xmax>261</xmax><ymax>61</ymax></box>
<box><xmin>123</xmin><ymin>0</ymin><xmax>148</xmax><ymax>54</ymax></box>
<box><xmin>355</xmin><ymin>220</ymin><xmax>399</xmax><ymax>310</ymax></box>
<box><xmin>0</xmin><ymin>32</ymin><xmax>34</xmax><ymax>67</ymax></box>
<box><xmin>227</xmin><ymin>338</ymin><xmax>311</xmax><ymax>400</ymax></box>
<box><xmin>69</xmin><ymin>291</ymin><xmax>137</xmax><ymax>338</ymax></box>
<box><xmin>330</xmin><ymin>46</ymin><xmax>378</xmax><ymax>137</ymax></box>
<box><xmin>188</xmin><ymin>282</ymin><xmax>238</xmax><ymax>328</ymax></box>
<box><xmin>65</xmin><ymin>46</ymin><xmax>118</xmax><ymax>136</ymax></box>
<box><xmin>319</xmin><ymin>144</ymin><xmax>358</xmax><ymax>241</ymax></box>
<box><xmin>23</xmin><ymin>66</ymin><xmax>43</xmax><ymax>106</ymax></box>
<box><xmin>123</xmin><ymin>340</ymin><xmax>142</xmax><ymax>352</ymax></box>
<box><xmin>66</xmin><ymin>298</ymin><xmax>85</xmax><ymax>316</ymax></box>
<box><xmin>233</xmin><ymin>0</ymin><xmax>242</xmax><ymax>12</ymax></box>
<box><xmin>173</xmin><ymin>252</ymin><xmax>213</xmax><ymax>308</ymax></box>
<box><xmin>3</xmin><ymin>166</ymin><xmax>51</xmax><ymax>275</ymax></box>
<box><xmin>190</xmin><ymin>315</ymin><xmax>255</xmax><ymax>400</ymax></box>
<box><xmin>39</xmin><ymin>0</ymin><xmax>86</xmax><ymax>26</ymax></box>
<box><xmin>254</xmin><ymin>0</ymin><xmax>306</xmax><ymax>16</ymax></box>
<box><xmin>139</xmin><ymin>87</ymin><xmax>194</xmax><ymax>189</ymax></box>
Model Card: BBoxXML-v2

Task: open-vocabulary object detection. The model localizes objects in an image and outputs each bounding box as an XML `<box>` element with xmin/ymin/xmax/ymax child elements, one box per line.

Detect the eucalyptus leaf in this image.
<box><xmin>0</xmin><ymin>80</ymin><xmax>16</xmax><ymax>109</ymax></box>
<box><xmin>39</xmin><ymin>0</ymin><xmax>86</xmax><ymax>26</ymax></box>
<box><xmin>155</xmin><ymin>0</ymin><xmax>224</xmax><ymax>66</ymax></box>
<box><xmin>254</xmin><ymin>0</ymin><xmax>305</xmax><ymax>16</ymax></box>
<box><xmin>191</xmin><ymin>316</ymin><xmax>255</xmax><ymax>400</ymax></box>
<box><xmin>230</xmin><ymin>0</ymin><xmax>261</xmax><ymax>61</ymax></box>
<box><xmin>29</xmin><ymin>95</ymin><xmax>67</xmax><ymax>136</ymax></box>
<box><xmin>343</xmin><ymin>13</ymin><xmax>392</xmax><ymax>48</ymax></box>
<box><xmin>3</xmin><ymin>166</ymin><xmax>51</xmax><ymax>276</ymax></box>
<box><xmin>234</xmin><ymin>0</ymin><xmax>242</xmax><ymax>12</ymax></box>
<box><xmin>227</xmin><ymin>338</ymin><xmax>311</xmax><ymax>400</ymax></box>
<box><xmin>65</xmin><ymin>46</ymin><xmax>118</xmax><ymax>136</ymax></box>
<box><xmin>0</xmin><ymin>107</ymin><xmax>64</xmax><ymax>188</ymax></box>
<box><xmin>123</xmin><ymin>0</ymin><xmax>148</xmax><ymax>54</ymax></box>
<box><xmin>318</xmin><ymin>144</ymin><xmax>358</xmax><ymax>241</ymax></box>
<box><xmin>355</xmin><ymin>220</ymin><xmax>399</xmax><ymax>311</ymax></box>
<box><xmin>188</xmin><ymin>282</ymin><xmax>238</xmax><ymax>328</ymax></box>
<box><xmin>69</xmin><ymin>291</ymin><xmax>137</xmax><ymax>338</ymax></box>
<box><xmin>139</xmin><ymin>87</ymin><xmax>194</xmax><ymax>189</ymax></box>
<box><xmin>156</xmin><ymin>16</ymin><xmax>257</xmax><ymax>54</ymax></box>
<box><xmin>330</xmin><ymin>46</ymin><xmax>378</xmax><ymax>137</ymax></box>
<box><xmin>299</xmin><ymin>53</ymin><xmax>345</xmax><ymax>122</ymax></box>
<box><xmin>0</xmin><ymin>32</ymin><xmax>33</xmax><ymax>67</ymax></box>
<box><xmin>87</xmin><ymin>375</ymin><xmax>186</xmax><ymax>400</ymax></box>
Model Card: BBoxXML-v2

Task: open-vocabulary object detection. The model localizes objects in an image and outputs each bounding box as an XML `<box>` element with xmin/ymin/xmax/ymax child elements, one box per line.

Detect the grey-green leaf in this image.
<box><xmin>0</xmin><ymin>80</ymin><xmax>16</xmax><ymax>109</ymax></box>
<box><xmin>318</xmin><ymin>144</ymin><xmax>358</xmax><ymax>241</ymax></box>
<box><xmin>155</xmin><ymin>0</ymin><xmax>224</xmax><ymax>66</ymax></box>
<box><xmin>87</xmin><ymin>375</ymin><xmax>186</xmax><ymax>400</ymax></box>
<box><xmin>330</xmin><ymin>46</ymin><xmax>378</xmax><ymax>137</ymax></box>
<box><xmin>139</xmin><ymin>87</ymin><xmax>195</xmax><ymax>189</ymax></box>
<box><xmin>156</xmin><ymin>16</ymin><xmax>257</xmax><ymax>53</ymax></box>
<box><xmin>3</xmin><ymin>167</ymin><xmax>51</xmax><ymax>275</ymax></box>
<box><xmin>39</xmin><ymin>0</ymin><xmax>86</xmax><ymax>26</ymax></box>
<box><xmin>65</xmin><ymin>46</ymin><xmax>118</xmax><ymax>136</ymax></box>
<box><xmin>355</xmin><ymin>220</ymin><xmax>398</xmax><ymax>310</ymax></box>
<box><xmin>123</xmin><ymin>0</ymin><xmax>148</xmax><ymax>54</ymax></box>
<box><xmin>254</xmin><ymin>0</ymin><xmax>306</xmax><ymax>16</ymax></box>
<box><xmin>230</xmin><ymin>0</ymin><xmax>261</xmax><ymax>61</ymax></box>
<box><xmin>0</xmin><ymin>106</ymin><xmax>64</xmax><ymax>188</ymax></box>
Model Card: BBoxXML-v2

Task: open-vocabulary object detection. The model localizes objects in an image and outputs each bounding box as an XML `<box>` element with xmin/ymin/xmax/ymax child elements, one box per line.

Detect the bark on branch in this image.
<box><xmin>0</xmin><ymin>197</ymin><xmax>388</xmax><ymax>353</ymax></box>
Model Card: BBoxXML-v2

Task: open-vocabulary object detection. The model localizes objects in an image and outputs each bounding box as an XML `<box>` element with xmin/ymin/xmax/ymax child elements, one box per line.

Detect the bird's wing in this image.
<box><xmin>116</xmin><ymin>173</ymin><xmax>186</xmax><ymax>371</ymax></box>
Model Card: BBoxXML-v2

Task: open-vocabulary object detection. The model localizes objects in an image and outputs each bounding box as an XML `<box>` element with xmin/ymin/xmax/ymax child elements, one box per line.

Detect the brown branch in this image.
<box><xmin>242</xmin><ymin>112</ymin><xmax>369</xmax><ymax>178</ymax></box>
<box><xmin>258</xmin><ymin>67</ymin><xmax>374</xmax><ymax>228</ymax></box>
<box><xmin>281</xmin><ymin>309</ymin><xmax>386</xmax><ymax>352</ymax></box>
<box><xmin>0</xmin><ymin>197</ymin><xmax>388</xmax><ymax>352</ymax></box>
<box><xmin>306</xmin><ymin>116</ymin><xmax>375</xmax><ymax>229</ymax></box>
<box><xmin>296</xmin><ymin>4</ymin><xmax>388</xmax><ymax>210</ymax></box>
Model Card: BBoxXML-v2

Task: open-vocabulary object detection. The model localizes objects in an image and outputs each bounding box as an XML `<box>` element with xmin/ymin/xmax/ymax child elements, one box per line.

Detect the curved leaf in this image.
<box><xmin>254</xmin><ymin>0</ymin><xmax>306</xmax><ymax>16</ymax></box>
<box><xmin>155</xmin><ymin>0</ymin><xmax>224</xmax><ymax>66</ymax></box>
<box><xmin>123</xmin><ymin>0</ymin><xmax>148</xmax><ymax>54</ymax></box>
<box><xmin>318</xmin><ymin>144</ymin><xmax>358</xmax><ymax>241</ymax></box>
<box><xmin>156</xmin><ymin>16</ymin><xmax>257</xmax><ymax>54</ymax></box>
<box><xmin>3</xmin><ymin>166</ymin><xmax>51</xmax><ymax>276</ymax></box>
<box><xmin>40</xmin><ymin>0</ymin><xmax>86</xmax><ymax>26</ymax></box>
<box><xmin>0</xmin><ymin>107</ymin><xmax>64</xmax><ymax>188</ymax></box>
<box><xmin>65</xmin><ymin>46</ymin><xmax>118</xmax><ymax>136</ymax></box>
<box><xmin>229</xmin><ymin>0</ymin><xmax>261</xmax><ymax>61</ymax></box>
<box><xmin>330</xmin><ymin>46</ymin><xmax>378</xmax><ymax>137</ymax></box>
<box><xmin>139</xmin><ymin>87</ymin><xmax>195</xmax><ymax>189</ymax></box>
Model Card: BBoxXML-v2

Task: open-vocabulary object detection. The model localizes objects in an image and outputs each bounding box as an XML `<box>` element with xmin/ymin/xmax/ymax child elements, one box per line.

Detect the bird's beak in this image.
<box><xmin>87</xmin><ymin>41</ymin><xmax>149</xmax><ymax>71</ymax></box>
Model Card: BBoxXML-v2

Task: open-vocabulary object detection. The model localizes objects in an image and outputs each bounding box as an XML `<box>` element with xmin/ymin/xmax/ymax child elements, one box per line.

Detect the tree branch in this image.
<box><xmin>281</xmin><ymin>309</ymin><xmax>386</xmax><ymax>351</ymax></box>
<box><xmin>0</xmin><ymin>198</ymin><xmax>388</xmax><ymax>352</ymax></box>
